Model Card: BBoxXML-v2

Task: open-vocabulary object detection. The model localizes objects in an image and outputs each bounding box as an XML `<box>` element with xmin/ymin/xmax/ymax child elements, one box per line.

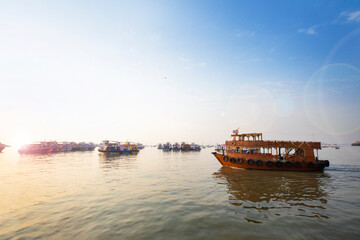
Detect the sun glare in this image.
<box><xmin>12</xmin><ymin>136</ymin><xmax>29</xmax><ymax>149</ymax></box>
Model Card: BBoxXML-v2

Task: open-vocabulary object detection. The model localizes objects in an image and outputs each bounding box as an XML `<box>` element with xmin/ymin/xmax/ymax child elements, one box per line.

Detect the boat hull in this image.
<box><xmin>18</xmin><ymin>149</ymin><xmax>51</xmax><ymax>154</ymax></box>
<box><xmin>212</xmin><ymin>152</ymin><xmax>327</xmax><ymax>171</ymax></box>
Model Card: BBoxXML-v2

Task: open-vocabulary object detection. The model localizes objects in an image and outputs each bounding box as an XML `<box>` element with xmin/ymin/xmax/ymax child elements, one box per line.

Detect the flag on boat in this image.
<box><xmin>233</xmin><ymin>129</ymin><xmax>239</xmax><ymax>134</ymax></box>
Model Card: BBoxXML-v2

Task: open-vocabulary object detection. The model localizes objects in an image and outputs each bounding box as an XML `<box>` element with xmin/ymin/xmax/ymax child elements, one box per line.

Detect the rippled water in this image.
<box><xmin>1</xmin><ymin>146</ymin><xmax>360</xmax><ymax>239</ymax></box>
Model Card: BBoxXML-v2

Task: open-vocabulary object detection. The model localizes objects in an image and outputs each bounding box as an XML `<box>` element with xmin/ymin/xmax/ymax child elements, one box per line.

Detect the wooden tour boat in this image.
<box><xmin>212</xmin><ymin>131</ymin><xmax>330</xmax><ymax>171</ymax></box>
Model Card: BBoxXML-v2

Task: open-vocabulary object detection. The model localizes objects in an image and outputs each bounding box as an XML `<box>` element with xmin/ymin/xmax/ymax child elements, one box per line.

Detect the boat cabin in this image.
<box><xmin>225</xmin><ymin>132</ymin><xmax>321</xmax><ymax>163</ymax></box>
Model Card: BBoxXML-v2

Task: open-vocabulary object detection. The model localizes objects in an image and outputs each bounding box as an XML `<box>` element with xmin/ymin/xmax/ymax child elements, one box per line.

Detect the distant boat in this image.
<box><xmin>127</xmin><ymin>142</ymin><xmax>139</xmax><ymax>153</ymax></box>
<box><xmin>19</xmin><ymin>141</ymin><xmax>95</xmax><ymax>154</ymax></box>
<box><xmin>98</xmin><ymin>140</ymin><xmax>140</xmax><ymax>153</ymax></box>
<box><xmin>98</xmin><ymin>140</ymin><xmax>126</xmax><ymax>153</ymax></box>
<box><xmin>321</xmin><ymin>143</ymin><xmax>331</xmax><ymax>148</ymax></box>
<box><xmin>180</xmin><ymin>142</ymin><xmax>201</xmax><ymax>151</ymax></box>
<box><xmin>190</xmin><ymin>143</ymin><xmax>201</xmax><ymax>151</ymax></box>
<box><xmin>351</xmin><ymin>141</ymin><xmax>360</xmax><ymax>146</ymax></box>
<box><xmin>163</xmin><ymin>142</ymin><xmax>172</xmax><ymax>151</ymax></box>
<box><xmin>173</xmin><ymin>142</ymin><xmax>181</xmax><ymax>151</ymax></box>
<box><xmin>137</xmin><ymin>143</ymin><xmax>145</xmax><ymax>150</ymax></box>
<box><xmin>0</xmin><ymin>142</ymin><xmax>10</xmax><ymax>152</ymax></box>
<box><xmin>215</xmin><ymin>144</ymin><xmax>225</xmax><ymax>152</ymax></box>
<box><xmin>157</xmin><ymin>142</ymin><xmax>201</xmax><ymax>151</ymax></box>
<box><xmin>18</xmin><ymin>142</ymin><xmax>54</xmax><ymax>154</ymax></box>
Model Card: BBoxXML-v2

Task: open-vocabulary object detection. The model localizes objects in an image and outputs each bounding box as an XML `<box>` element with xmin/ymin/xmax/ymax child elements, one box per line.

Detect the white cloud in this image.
<box><xmin>340</xmin><ymin>10</ymin><xmax>360</xmax><ymax>23</ymax></box>
<box><xmin>297</xmin><ymin>25</ymin><xmax>318</xmax><ymax>35</ymax></box>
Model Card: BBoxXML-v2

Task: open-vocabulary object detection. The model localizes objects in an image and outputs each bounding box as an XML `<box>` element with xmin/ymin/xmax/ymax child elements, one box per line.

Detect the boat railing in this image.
<box><xmin>226</xmin><ymin>139</ymin><xmax>321</xmax><ymax>149</ymax></box>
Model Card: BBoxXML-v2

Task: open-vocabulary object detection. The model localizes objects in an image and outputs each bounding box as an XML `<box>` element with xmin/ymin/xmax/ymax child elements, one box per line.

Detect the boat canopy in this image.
<box><xmin>228</xmin><ymin>132</ymin><xmax>321</xmax><ymax>150</ymax></box>
<box><xmin>231</xmin><ymin>133</ymin><xmax>263</xmax><ymax>141</ymax></box>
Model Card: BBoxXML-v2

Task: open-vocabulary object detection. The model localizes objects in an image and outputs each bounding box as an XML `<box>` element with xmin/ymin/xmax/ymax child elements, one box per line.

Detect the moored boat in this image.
<box><xmin>18</xmin><ymin>142</ymin><xmax>55</xmax><ymax>154</ymax></box>
<box><xmin>163</xmin><ymin>142</ymin><xmax>172</xmax><ymax>151</ymax></box>
<box><xmin>18</xmin><ymin>141</ymin><xmax>95</xmax><ymax>154</ymax></box>
<box><xmin>351</xmin><ymin>141</ymin><xmax>360</xmax><ymax>146</ymax></box>
<box><xmin>71</xmin><ymin>142</ymin><xmax>96</xmax><ymax>151</ymax></box>
<box><xmin>180</xmin><ymin>142</ymin><xmax>201</xmax><ymax>151</ymax></box>
<box><xmin>180</xmin><ymin>142</ymin><xmax>191</xmax><ymax>151</ymax></box>
<box><xmin>98</xmin><ymin>140</ymin><xmax>137</xmax><ymax>153</ymax></box>
<box><xmin>126</xmin><ymin>142</ymin><xmax>139</xmax><ymax>153</ymax></box>
<box><xmin>98</xmin><ymin>140</ymin><xmax>124</xmax><ymax>153</ymax></box>
<box><xmin>61</xmin><ymin>142</ymin><xmax>73</xmax><ymax>151</ymax></box>
<box><xmin>137</xmin><ymin>143</ymin><xmax>145</xmax><ymax>150</ymax></box>
<box><xmin>158</xmin><ymin>142</ymin><xmax>202</xmax><ymax>151</ymax></box>
<box><xmin>190</xmin><ymin>143</ymin><xmax>201</xmax><ymax>151</ymax></box>
<box><xmin>212</xmin><ymin>131</ymin><xmax>330</xmax><ymax>171</ymax></box>
<box><xmin>173</xmin><ymin>142</ymin><xmax>181</xmax><ymax>151</ymax></box>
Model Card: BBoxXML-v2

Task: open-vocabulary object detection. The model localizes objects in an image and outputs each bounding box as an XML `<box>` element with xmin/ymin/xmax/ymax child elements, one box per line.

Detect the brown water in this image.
<box><xmin>1</xmin><ymin>147</ymin><xmax>360</xmax><ymax>239</ymax></box>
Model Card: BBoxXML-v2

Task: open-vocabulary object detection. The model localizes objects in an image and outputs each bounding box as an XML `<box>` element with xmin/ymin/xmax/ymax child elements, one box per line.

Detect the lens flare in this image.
<box><xmin>304</xmin><ymin>64</ymin><xmax>360</xmax><ymax>135</ymax></box>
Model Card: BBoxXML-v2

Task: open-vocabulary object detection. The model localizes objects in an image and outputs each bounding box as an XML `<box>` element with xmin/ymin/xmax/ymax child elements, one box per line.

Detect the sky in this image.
<box><xmin>0</xmin><ymin>0</ymin><xmax>359</xmax><ymax>146</ymax></box>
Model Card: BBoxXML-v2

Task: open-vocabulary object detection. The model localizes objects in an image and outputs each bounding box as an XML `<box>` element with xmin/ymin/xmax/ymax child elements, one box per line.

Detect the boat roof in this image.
<box><xmin>228</xmin><ymin>132</ymin><xmax>321</xmax><ymax>149</ymax></box>
<box><xmin>231</xmin><ymin>133</ymin><xmax>263</xmax><ymax>137</ymax></box>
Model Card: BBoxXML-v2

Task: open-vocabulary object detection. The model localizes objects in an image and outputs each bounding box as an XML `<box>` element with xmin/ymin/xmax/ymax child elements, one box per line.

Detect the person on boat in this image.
<box><xmin>243</xmin><ymin>147</ymin><xmax>249</xmax><ymax>153</ymax></box>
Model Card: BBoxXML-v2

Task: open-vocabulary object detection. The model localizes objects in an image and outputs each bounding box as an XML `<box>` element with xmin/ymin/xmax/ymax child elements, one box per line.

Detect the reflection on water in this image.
<box><xmin>98</xmin><ymin>152</ymin><xmax>139</xmax><ymax>169</ymax></box>
<box><xmin>214</xmin><ymin>166</ymin><xmax>331</xmax><ymax>222</ymax></box>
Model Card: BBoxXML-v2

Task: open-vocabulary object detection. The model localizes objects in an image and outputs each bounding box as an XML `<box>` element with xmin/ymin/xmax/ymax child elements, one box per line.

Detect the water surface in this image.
<box><xmin>1</xmin><ymin>147</ymin><xmax>360</xmax><ymax>239</ymax></box>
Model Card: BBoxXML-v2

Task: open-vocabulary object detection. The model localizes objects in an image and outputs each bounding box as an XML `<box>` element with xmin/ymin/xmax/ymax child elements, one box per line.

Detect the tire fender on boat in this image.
<box><xmin>266</xmin><ymin>161</ymin><xmax>274</xmax><ymax>167</ymax></box>
<box><xmin>275</xmin><ymin>161</ymin><xmax>282</xmax><ymax>168</ymax></box>
<box><xmin>247</xmin><ymin>159</ymin><xmax>254</xmax><ymax>165</ymax></box>
<box><xmin>230</xmin><ymin>158</ymin><xmax>236</xmax><ymax>163</ymax></box>
<box><xmin>318</xmin><ymin>162</ymin><xmax>325</xmax><ymax>169</ymax></box>
<box><xmin>256</xmin><ymin>160</ymin><xmax>263</xmax><ymax>166</ymax></box>
<box><xmin>237</xmin><ymin>158</ymin><xmax>243</xmax><ymax>164</ymax></box>
<box><xmin>285</xmin><ymin>161</ymin><xmax>292</xmax><ymax>168</ymax></box>
<box><xmin>307</xmin><ymin>162</ymin><xmax>315</xmax><ymax>168</ymax></box>
<box><xmin>324</xmin><ymin>160</ymin><xmax>330</xmax><ymax>167</ymax></box>
<box><xmin>294</xmin><ymin>161</ymin><xmax>301</xmax><ymax>168</ymax></box>
<box><xmin>223</xmin><ymin>156</ymin><xmax>229</xmax><ymax>162</ymax></box>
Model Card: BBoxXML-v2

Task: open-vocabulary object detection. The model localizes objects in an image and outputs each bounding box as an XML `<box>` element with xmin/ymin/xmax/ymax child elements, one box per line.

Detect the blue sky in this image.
<box><xmin>0</xmin><ymin>0</ymin><xmax>359</xmax><ymax>145</ymax></box>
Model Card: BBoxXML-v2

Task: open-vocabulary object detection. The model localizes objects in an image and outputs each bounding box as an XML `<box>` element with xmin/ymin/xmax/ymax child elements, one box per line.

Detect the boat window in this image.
<box><xmin>296</xmin><ymin>149</ymin><xmax>304</xmax><ymax>156</ymax></box>
<box><xmin>287</xmin><ymin>149</ymin><xmax>295</xmax><ymax>155</ymax></box>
